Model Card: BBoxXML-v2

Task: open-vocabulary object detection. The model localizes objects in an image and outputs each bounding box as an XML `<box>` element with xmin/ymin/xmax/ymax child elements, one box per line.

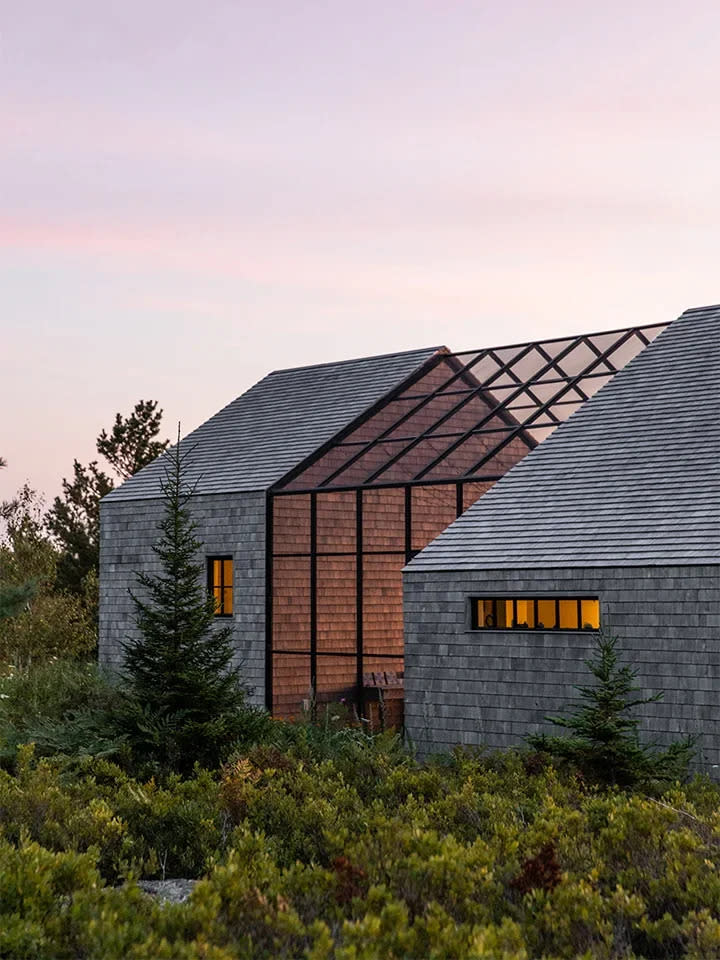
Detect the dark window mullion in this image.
<box><xmin>356</xmin><ymin>489</ymin><xmax>364</xmax><ymax>717</ymax></box>
<box><xmin>404</xmin><ymin>485</ymin><xmax>412</xmax><ymax>563</ymax></box>
<box><xmin>471</xmin><ymin>597</ymin><xmax>599</xmax><ymax>632</ymax></box>
<box><xmin>309</xmin><ymin>493</ymin><xmax>318</xmax><ymax>713</ymax></box>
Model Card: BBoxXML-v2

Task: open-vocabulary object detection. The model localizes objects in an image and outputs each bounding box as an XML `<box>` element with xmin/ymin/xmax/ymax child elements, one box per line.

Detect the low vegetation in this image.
<box><xmin>0</xmin><ymin>657</ymin><xmax>714</xmax><ymax>959</ymax></box>
<box><xmin>1</xmin><ymin>438</ymin><xmax>711</xmax><ymax>958</ymax></box>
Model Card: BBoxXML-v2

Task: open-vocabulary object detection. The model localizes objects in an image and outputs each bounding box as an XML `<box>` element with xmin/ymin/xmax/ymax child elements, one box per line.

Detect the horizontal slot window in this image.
<box><xmin>472</xmin><ymin>597</ymin><xmax>599</xmax><ymax>631</ymax></box>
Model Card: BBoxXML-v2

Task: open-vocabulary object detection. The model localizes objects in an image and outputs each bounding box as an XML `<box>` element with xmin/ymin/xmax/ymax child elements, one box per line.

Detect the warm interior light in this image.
<box><xmin>209</xmin><ymin>557</ymin><xmax>233</xmax><ymax>615</ymax></box>
<box><xmin>581</xmin><ymin>598</ymin><xmax>600</xmax><ymax>629</ymax></box>
<box><xmin>537</xmin><ymin>599</ymin><xmax>556</xmax><ymax>630</ymax></box>
<box><xmin>474</xmin><ymin>597</ymin><xmax>599</xmax><ymax>631</ymax></box>
<box><xmin>477</xmin><ymin>598</ymin><xmax>494</xmax><ymax>628</ymax></box>
<box><xmin>558</xmin><ymin>599</ymin><xmax>579</xmax><ymax>630</ymax></box>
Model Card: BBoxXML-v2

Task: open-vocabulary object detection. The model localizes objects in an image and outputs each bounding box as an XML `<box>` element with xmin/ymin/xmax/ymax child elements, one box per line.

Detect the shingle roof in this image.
<box><xmin>103</xmin><ymin>347</ymin><xmax>442</xmax><ymax>501</ymax></box>
<box><xmin>406</xmin><ymin>305</ymin><xmax>720</xmax><ymax>570</ymax></box>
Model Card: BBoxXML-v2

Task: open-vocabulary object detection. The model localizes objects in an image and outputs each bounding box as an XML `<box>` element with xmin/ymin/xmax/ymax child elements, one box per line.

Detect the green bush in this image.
<box><xmin>1</xmin><ymin>710</ymin><xmax>720</xmax><ymax>957</ymax></box>
<box><xmin>0</xmin><ymin>485</ymin><xmax>97</xmax><ymax>672</ymax></box>
<box><xmin>0</xmin><ymin>660</ymin><xmax>126</xmax><ymax>766</ymax></box>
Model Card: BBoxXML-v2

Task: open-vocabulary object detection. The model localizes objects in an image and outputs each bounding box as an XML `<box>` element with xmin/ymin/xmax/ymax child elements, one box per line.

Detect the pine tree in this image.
<box><xmin>527</xmin><ymin>632</ymin><xmax>695</xmax><ymax>787</ymax></box>
<box><xmin>120</xmin><ymin>434</ymin><xmax>251</xmax><ymax>771</ymax></box>
<box><xmin>97</xmin><ymin>400</ymin><xmax>168</xmax><ymax>481</ymax></box>
<box><xmin>47</xmin><ymin>401</ymin><xmax>169</xmax><ymax>595</ymax></box>
<box><xmin>46</xmin><ymin>460</ymin><xmax>114</xmax><ymax>595</ymax></box>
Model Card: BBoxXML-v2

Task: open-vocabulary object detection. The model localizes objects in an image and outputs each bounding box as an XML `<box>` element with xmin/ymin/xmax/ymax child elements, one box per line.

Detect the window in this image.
<box><xmin>471</xmin><ymin>597</ymin><xmax>599</xmax><ymax>631</ymax></box>
<box><xmin>207</xmin><ymin>557</ymin><xmax>233</xmax><ymax>616</ymax></box>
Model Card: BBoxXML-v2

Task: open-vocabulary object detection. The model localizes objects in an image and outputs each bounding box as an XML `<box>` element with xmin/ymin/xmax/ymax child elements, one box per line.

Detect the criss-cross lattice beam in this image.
<box><xmin>454</xmin><ymin>328</ymin><xmax>649</xmax><ymax>480</ymax></box>
<box><xmin>319</xmin><ymin>343</ymin><xmax>534</xmax><ymax>487</ymax></box>
<box><xmin>389</xmin><ymin>333</ymin><xmax>602</xmax><ymax>484</ymax></box>
<box><xmin>276</xmin><ymin>322</ymin><xmax>667</xmax><ymax>493</ymax></box>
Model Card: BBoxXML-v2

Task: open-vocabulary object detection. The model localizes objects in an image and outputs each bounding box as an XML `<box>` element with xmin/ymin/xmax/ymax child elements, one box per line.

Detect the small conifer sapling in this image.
<box><xmin>527</xmin><ymin>631</ymin><xmax>695</xmax><ymax>786</ymax></box>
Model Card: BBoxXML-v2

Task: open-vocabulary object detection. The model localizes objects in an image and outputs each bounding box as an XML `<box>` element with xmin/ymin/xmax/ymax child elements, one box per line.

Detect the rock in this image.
<box><xmin>136</xmin><ymin>879</ymin><xmax>198</xmax><ymax>904</ymax></box>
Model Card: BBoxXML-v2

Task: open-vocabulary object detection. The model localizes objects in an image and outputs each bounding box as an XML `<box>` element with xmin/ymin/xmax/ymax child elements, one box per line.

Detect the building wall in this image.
<box><xmin>404</xmin><ymin>565</ymin><xmax>720</xmax><ymax>772</ymax></box>
<box><xmin>269</xmin><ymin>481</ymin><xmax>495</xmax><ymax>717</ymax></box>
<box><xmin>99</xmin><ymin>490</ymin><xmax>266</xmax><ymax>706</ymax></box>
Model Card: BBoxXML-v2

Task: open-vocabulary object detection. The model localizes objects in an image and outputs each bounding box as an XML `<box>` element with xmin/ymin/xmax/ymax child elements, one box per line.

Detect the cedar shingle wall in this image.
<box><xmin>99</xmin><ymin>491</ymin><xmax>266</xmax><ymax>706</ymax></box>
<box><xmin>272</xmin><ymin>557</ymin><xmax>310</xmax><ymax>651</ymax></box>
<box><xmin>404</xmin><ymin>565</ymin><xmax>720</xmax><ymax>773</ymax></box>
<box><xmin>271</xmin><ymin>480</ymin><xmax>520</xmax><ymax>716</ymax></box>
<box><xmin>317</xmin><ymin>556</ymin><xmax>356</xmax><ymax>653</ymax></box>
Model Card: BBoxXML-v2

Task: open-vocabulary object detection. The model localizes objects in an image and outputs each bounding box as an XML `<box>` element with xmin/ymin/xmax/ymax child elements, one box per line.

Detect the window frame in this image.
<box><xmin>469</xmin><ymin>596</ymin><xmax>600</xmax><ymax>632</ymax></box>
<box><xmin>207</xmin><ymin>555</ymin><xmax>234</xmax><ymax>618</ymax></box>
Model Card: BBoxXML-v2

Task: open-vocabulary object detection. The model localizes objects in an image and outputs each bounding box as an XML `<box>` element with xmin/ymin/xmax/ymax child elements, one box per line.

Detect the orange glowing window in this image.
<box><xmin>472</xmin><ymin>597</ymin><xmax>599</xmax><ymax>632</ymax></box>
<box><xmin>207</xmin><ymin>556</ymin><xmax>233</xmax><ymax>616</ymax></box>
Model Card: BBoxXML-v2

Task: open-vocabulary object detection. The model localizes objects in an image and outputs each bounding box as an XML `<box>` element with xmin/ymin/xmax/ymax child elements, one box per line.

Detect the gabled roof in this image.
<box><xmin>103</xmin><ymin>347</ymin><xmax>442</xmax><ymax>501</ymax></box>
<box><xmin>406</xmin><ymin>304</ymin><xmax>720</xmax><ymax>570</ymax></box>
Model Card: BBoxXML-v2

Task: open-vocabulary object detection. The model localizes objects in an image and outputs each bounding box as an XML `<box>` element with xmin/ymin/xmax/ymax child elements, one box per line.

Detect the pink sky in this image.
<box><xmin>3</xmin><ymin>0</ymin><xmax>720</xmax><ymax>503</ymax></box>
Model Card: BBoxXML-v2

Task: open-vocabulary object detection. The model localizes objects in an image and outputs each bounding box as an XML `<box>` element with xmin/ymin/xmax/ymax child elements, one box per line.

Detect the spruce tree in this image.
<box><xmin>527</xmin><ymin>632</ymin><xmax>695</xmax><ymax>787</ymax></box>
<box><xmin>120</xmin><ymin>434</ymin><xmax>250</xmax><ymax>771</ymax></box>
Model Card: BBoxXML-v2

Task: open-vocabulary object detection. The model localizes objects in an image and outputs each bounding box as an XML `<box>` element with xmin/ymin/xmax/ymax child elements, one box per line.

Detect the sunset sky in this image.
<box><xmin>3</xmin><ymin>1</ymin><xmax>720</xmax><ymax>503</ymax></box>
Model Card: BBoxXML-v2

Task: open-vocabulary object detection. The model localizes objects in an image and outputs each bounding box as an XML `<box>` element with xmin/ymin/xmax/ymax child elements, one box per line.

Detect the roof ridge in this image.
<box><xmin>269</xmin><ymin>346</ymin><xmax>446</xmax><ymax>376</ymax></box>
<box><xmin>678</xmin><ymin>302</ymin><xmax>720</xmax><ymax>314</ymax></box>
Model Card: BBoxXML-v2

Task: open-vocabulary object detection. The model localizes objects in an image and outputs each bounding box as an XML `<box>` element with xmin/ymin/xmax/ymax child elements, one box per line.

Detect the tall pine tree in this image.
<box><xmin>120</xmin><ymin>433</ymin><xmax>251</xmax><ymax>771</ymax></box>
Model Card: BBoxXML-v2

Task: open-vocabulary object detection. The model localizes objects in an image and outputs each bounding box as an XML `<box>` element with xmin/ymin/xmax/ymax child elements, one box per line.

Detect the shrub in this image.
<box><xmin>0</xmin><ymin>659</ymin><xmax>126</xmax><ymax>766</ymax></box>
<box><xmin>1</xmin><ymin>738</ymin><xmax>720</xmax><ymax>957</ymax></box>
<box><xmin>0</xmin><ymin>485</ymin><xmax>96</xmax><ymax>671</ymax></box>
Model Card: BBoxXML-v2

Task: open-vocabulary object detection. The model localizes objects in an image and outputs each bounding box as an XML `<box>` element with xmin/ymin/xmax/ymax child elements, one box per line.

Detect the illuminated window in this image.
<box><xmin>471</xmin><ymin>597</ymin><xmax>599</xmax><ymax>631</ymax></box>
<box><xmin>207</xmin><ymin>557</ymin><xmax>233</xmax><ymax>616</ymax></box>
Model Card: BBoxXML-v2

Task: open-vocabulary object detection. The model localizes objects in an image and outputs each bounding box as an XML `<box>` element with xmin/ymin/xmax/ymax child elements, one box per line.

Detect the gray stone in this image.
<box><xmin>136</xmin><ymin>879</ymin><xmax>198</xmax><ymax>904</ymax></box>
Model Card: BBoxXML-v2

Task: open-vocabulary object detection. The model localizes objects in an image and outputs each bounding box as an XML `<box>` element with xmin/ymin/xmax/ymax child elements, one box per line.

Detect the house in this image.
<box><xmin>403</xmin><ymin>304</ymin><xmax>720</xmax><ymax>770</ymax></box>
<box><xmin>99</xmin><ymin>322</ymin><xmax>663</xmax><ymax>721</ymax></box>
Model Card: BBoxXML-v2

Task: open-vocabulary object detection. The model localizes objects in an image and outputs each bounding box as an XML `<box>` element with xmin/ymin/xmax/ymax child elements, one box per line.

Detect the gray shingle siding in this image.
<box><xmin>407</xmin><ymin>305</ymin><xmax>720</xmax><ymax>570</ymax></box>
<box><xmin>103</xmin><ymin>347</ymin><xmax>440</xmax><ymax>502</ymax></box>
<box><xmin>99</xmin><ymin>491</ymin><xmax>266</xmax><ymax>705</ymax></box>
<box><xmin>404</xmin><ymin>566</ymin><xmax>720</xmax><ymax>771</ymax></box>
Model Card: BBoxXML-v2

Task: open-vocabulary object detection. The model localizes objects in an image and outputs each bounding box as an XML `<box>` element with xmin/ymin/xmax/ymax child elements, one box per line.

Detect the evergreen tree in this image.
<box><xmin>46</xmin><ymin>460</ymin><xmax>113</xmax><ymax>595</ymax></box>
<box><xmin>528</xmin><ymin>632</ymin><xmax>695</xmax><ymax>787</ymax></box>
<box><xmin>0</xmin><ymin>582</ymin><xmax>35</xmax><ymax>622</ymax></box>
<box><xmin>119</xmin><ymin>434</ymin><xmax>251</xmax><ymax>771</ymax></box>
<box><xmin>47</xmin><ymin>401</ymin><xmax>169</xmax><ymax>595</ymax></box>
<box><xmin>97</xmin><ymin>400</ymin><xmax>168</xmax><ymax>481</ymax></box>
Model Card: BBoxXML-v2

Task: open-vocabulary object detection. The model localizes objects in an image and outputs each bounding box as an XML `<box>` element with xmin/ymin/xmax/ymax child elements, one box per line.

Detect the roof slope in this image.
<box><xmin>104</xmin><ymin>347</ymin><xmax>441</xmax><ymax>501</ymax></box>
<box><xmin>407</xmin><ymin>305</ymin><xmax>720</xmax><ymax>570</ymax></box>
